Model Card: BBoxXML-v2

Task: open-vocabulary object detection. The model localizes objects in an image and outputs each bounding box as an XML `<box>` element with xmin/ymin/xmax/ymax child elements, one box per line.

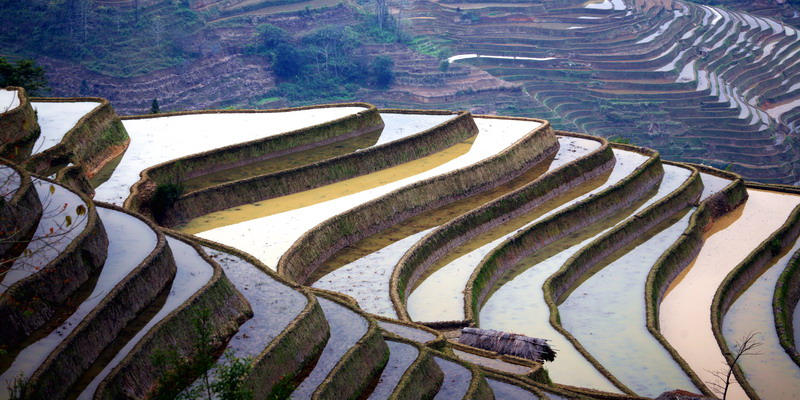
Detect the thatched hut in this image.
<box><xmin>458</xmin><ymin>327</ymin><xmax>556</xmax><ymax>362</ymax></box>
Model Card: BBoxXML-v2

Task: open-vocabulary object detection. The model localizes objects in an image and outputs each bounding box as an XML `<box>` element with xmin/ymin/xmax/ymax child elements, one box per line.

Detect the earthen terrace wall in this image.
<box><xmin>278</xmin><ymin>116</ymin><xmax>559</xmax><ymax>285</ymax></box>
<box><xmin>643</xmin><ymin>165</ymin><xmax>748</xmax><ymax>396</ymax></box>
<box><xmin>188</xmin><ymin>237</ymin><xmax>332</xmax><ymax>399</ymax></box>
<box><xmin>0</xmin><ymin>87</ymin><xmax>40</xmax><ymax>160</ymax></box>
<box><xmin>25</xmin><ymin>203</ymin><xmax>177</xmax><ymax>400</ymax></box>
<box><xmin>0</xmin><ymin>177</ymin><xmax>108</xmax><ymax>349</ymax></box>
<box><xmin>154</xmin><ymin>109</ymin><xmax>475</xmax><ymax>227</ymax></box>
<box><xmin>95</xmin><ymin>232</ymin><xmax>252</xmax><ymax>399</ymax></box>
<box><xmin>124</xmin><ymin>103</ymin><xmax>383</xmax><ymax>219</ymax></box>
<box><xmin>541</xmin><ymin>162</ymin><xmax>703</xmax><ymax>396</ymax></box>
<box><xmin>23</xmin><ymin>97</ymin><xmax>129</xmax><ymax>179</ymax></box>
<box><xmin>391</xmin><ymin>131</ymin><xmax>611</xmax><ymax>321</ymax></box>
<box><xmin>711</xmin><ymin>183</ymin><xmax>800</xmax><ymax>400</ymax></box>
<box><xmin>0</xmin><ymin>159</ymin><xmax>42</xmax><ymax>265</ymax></box>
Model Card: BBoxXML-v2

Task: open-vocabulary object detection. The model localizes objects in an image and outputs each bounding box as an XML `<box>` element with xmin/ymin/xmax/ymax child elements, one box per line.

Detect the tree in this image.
<box><xmin>150</xmin><ymin>98</ymin><xmax>160</xmax><ymax>114</ymax></box>
<box><xmin>0</xmin><ymin>58</ymin><xmax>48</xmax><ymax>96</ymax></box>
<box><xmin>152</xmin><ymin>309</ymin><xmax>253</xmax><ymax>400</ymax></box>
<box><xmin>376</xmin><ymin>0</ymin><xmax>389</xmax><ymax>30</ymax></box>
<box><xmin>439</xmin><ymin>59</ymin><xmax>449</xmax><ymax>73</ymax></box>
<box><xmin>370</xmin><ymin>56</ymin><xmax>394</xmax><ymax>88</ymax></box>
<box><xmin>272</xmin><ymin>43</ymin><xmax>304</xmax><ymax>79</ymax></box>
<box><xmin>707</xmin><ymin>331</ymin><xmax>762</xmax><ymax>400</ymax></box>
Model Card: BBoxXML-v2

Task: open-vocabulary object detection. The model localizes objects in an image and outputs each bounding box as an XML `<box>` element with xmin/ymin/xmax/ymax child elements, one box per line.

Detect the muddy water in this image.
<box><xmin>722</xmin><ymin>234</ymin><xmax>800</xmax><ymax>399</ymax></box>
<box><xmin>699</xmin><ymin>172</ymin><xmax>731</xmax><ymax>202</ymax></box>
<box><xmin>660</xmin><ymin>189</ymin><xmax>800</xmax><ymax>400</ymax></box>
<box><xmin>367</xmin><ymin>341</ymin><xmax>418</xmax><ymax>400</ymax></box>
<box><xmin>180</xmin><ymin>130</ymin><xmax>381</xmax><ymax>192</ymax></box>
<box><xmin>558</xmin><ymin>208</ymin><xmax>698</xmax><ymax>397</ymax></box>
<box><xmin>486</xmin><ymin>379</ymin><xmax>538</xmax><ymax>400</ymax></box>
<box><xmin>452</xmin><ymin>349</ymin><xmax>531</xmax><ymax>375</ymax></box>
<box><xmin>407</xmin><ymin>149</ymin><xmax>648</xmax><ymax>323</ymax></box>
<box><xmin>179</xmin><ymin>137</ymin><xmax>475</xmax><ymax>234</ymax></box>
<box><xmin>377</xmin><ymin>321</ymin><xmax>436</xmax><ymax>343</ymax></box>
<box><xmin>433</xmin><ymin>357</ymin><xmax>471</xmax><ymax>400</ymax></box>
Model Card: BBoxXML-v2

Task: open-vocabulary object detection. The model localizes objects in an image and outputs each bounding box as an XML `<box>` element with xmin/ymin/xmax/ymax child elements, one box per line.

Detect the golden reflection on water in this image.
<box><xmin>659</xmin><ymin>189</ymin><xmax>800</xmax><ymax>400</ymax></box>
<box><xmin>662</xmin><ymin>202</ymin><xmax>744</xmax><ymax>299</ymax></box>
<box><xmin>181</xmin><ymin>129</ymin><xmax>382</xmax><ymax>193</ymax></box>
<box><xmin>308</xmin><ymin>152</ymin><xmax>558</xmax><ymax>283</ymax></box>
<box><xmin>178</xmin><ymin>136</ymin><xmax>476</xmax><ymax>234</ymax></box>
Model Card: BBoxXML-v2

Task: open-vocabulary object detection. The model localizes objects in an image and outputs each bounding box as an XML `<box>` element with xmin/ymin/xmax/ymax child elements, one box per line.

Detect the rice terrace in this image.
<box><xmin>4</xmin><ymin>0</ymin><xmax>800</xmax><ymax>398</ymax></box>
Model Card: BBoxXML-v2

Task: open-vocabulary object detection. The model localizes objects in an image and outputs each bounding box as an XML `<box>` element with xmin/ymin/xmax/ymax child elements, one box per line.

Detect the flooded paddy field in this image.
<box><xmin>478</xmin><ymin>164</ymin><xmax>692</xmax><ymax>393</ymax></box>
<box><xmin>408</xmin><ymin>148</ymin><xmax>648</xmax><ymax>324</ymax></box>
<box><xmin>660</xmin><ymin>189</ymin><xmax>800</xmax><ymax>400</ymax></box>
<box><xmin>311</xmin><ymin>135</ymin><xmax>596</xmax><ymax>317</ymax></box>
<box><xmin>183</xmin><ymin>117</ymin><xmax>539</xmax><ymax>270</ymax></box>
<box><xmin>180</xmin><ymin>113</ymin><xmax>453</xmax><ymax>193</ymax></box>
<box><xmin>94</xmin><ymin>106</ymin><xmax>368</xmax><ymax>204</ymax></box>
<box><xmin>30</xmin><ymin>101</ymin><xmax>102</xmax><ymax>155</ymax></box>
<box><xmin>558</xmin><ymin>208</ymin><xmax>698</xmax><ymax>396</ymax></box>
<box><xmin>723</xmin><ymin>235</ymin><xmax>800</xmax><ymax>398</ymax></box>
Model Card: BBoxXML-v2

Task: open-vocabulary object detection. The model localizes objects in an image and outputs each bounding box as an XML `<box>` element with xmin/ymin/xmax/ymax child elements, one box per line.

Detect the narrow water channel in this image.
<box><xmin>558</xmin><ymin>206</ymin><xmax>698</xmax><ymax>396</ymax></box>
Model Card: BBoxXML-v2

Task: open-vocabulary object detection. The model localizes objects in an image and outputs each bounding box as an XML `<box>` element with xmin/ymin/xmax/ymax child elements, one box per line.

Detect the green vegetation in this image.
<box><xmin>153</xmin><ymin>309</ymin><xmax>254</xmax><ymax>400</ymax></box>
<box><xmin>609</xmin><ymin>136</ymin><xmax>632</xmax><ymax>145</ymax></box>
<box><xmin>0</xmin><ymin>1</ymin><xmax>204</xmax><ymax>77</ymax></box>
<box><xmin>0</xmin><ymin>57</ymin><xmax>48</xmax><ymax>95</ymax></box>
<box><xmin>251</xmin><ymin>19</ymin><xmax>398</xmax><ymax>104</ymax></box>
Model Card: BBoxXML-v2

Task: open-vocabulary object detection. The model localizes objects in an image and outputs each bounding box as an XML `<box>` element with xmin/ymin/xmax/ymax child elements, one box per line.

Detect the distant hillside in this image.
<box><xmin>3</xmin><ymin>0</ymin><xmax>800</xmax><ymax>184</ymax></box>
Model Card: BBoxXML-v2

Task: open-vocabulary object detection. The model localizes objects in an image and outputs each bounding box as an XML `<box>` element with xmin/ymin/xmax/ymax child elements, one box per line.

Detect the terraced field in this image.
<box><xmin>3</xmin><ymin>84</ymin><xmax>800</xmax><ymax>400</ymax></box>
<box><xmin>400</xmin><ymin>0</ymin><xmax>800</xmax><ymax>185</ymax></box>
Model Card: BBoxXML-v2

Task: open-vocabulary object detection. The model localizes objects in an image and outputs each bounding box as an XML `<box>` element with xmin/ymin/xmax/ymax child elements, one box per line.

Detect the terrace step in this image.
<box><xmin>77</xmin><ymin>235</ymin><xmax>250</xmax><ymax>399</ymax></box>
<box><xmin>95</xmin><ymin>105</ymin><xmax>378</xmax><ymax>205</ymax></box>
<box><xmin>365</xmin><ymin>340</ymin><xmax>424</xmax><ymax>400</ymax></box>
<box><xmin>659</xmin><ymin>187</ymin><xmax>800</xmax><ymax>399</ymax></box>
<box><xmin>29</xmin><ymin>100</ymin><xmax>102</xmax><ymax>156</ymax></box>
<box><xmin>425</xmin><ymin>0</ymin><xmax>800</xmax><ymax>184</ymax></box>
<box><xmin>0</xmin><ymin>178</ymin><xmax>107</xmax><ymax>350</ymax></box>
<box><xmin>0</xmin><ymin>205</ymin><xmax>175</xmax><ymax>399</ymax></box>
<box><xmin>180</xmin><ymin>242</ymin><xmax>330</xmax><ymax>398</ymax></box>
<box><xmin>289</xmin><ymin>294</ymin><xmax>388</xmax><ymax>399</ymax></box>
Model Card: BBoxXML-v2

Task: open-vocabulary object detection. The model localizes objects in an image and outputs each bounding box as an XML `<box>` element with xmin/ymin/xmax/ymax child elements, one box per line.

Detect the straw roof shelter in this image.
<box><xmin>458</xmin><ymin>327</ymin><xmax>556</xmax><ymax>362</ymax></box>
